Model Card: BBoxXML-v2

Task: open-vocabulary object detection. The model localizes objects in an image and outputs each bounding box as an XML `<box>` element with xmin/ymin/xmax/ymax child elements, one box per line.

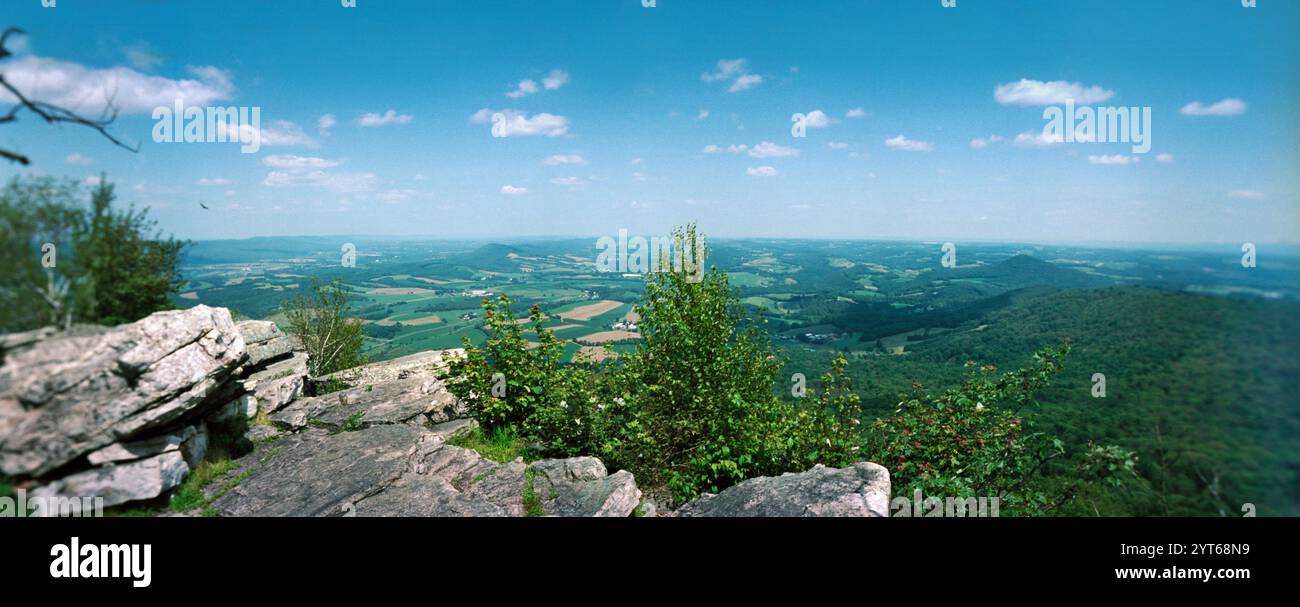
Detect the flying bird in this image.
<box><xmin>199</xmin><ymin>201</ymin><xmax>210</xmax><ymax>210</ymax></box>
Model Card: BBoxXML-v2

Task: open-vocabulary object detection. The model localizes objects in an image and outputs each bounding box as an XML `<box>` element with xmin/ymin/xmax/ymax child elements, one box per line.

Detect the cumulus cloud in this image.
<box><xmin>1156</xmin><ymin>153</ymin><xmax>1175</xmax><ymax>163</ymax></box>
<box><xmin>846</xmin><ymin>107</ymin><xmax>867</xmax><ymax>118</ymax></box>
<box><xmin>500</xmin><ymin>185</ymin><xmax>529</xmax><ymax>195</ymax></box>
<box><xmin>969</xmin><ymin>135</ymin><xmax>1004</xmax><ymax>149</ymax></box>
<box><xmin>885</xmin><ymin>134</ymin><xmax>933</xmax><ymax>152</ymax></box>
<box><xmin>542</xmin><ymin>69</ymin><xmax>569</xmax><ymax>90</ymax></box>
<box><xmin>470</xmin><ymin>108</ymin><xmax>569</xmax><ymax>137</ymax></box>
<box><xmin>696</xmin><ymin>109</ymin><xmax>710</xmax><ymax>121</ymax></box>
<box><xmin>0</xmin><ymin>56</ymin><xmax>234</xmax><ymax>114</ymax></box>
<box><xmin>1013</xmin><ymin>130</ymin><xmax>1063</xmax><ymax>148</ymax></box>
<box><xmin>727</xmin><ymin>144</ymin><xmax>749</xmax><ymax>154</ymax></box>
<box><xmin>549</xmin><ymin>176</ymin><xmax>589</xmax><ymax>189</ymax></box>
<box><xmin>701</xmin><ymin>144</ymin><xmax>722</xmax><ymax>153</ymax></box>
<box><xmin>799</xmin><ymin>110</ymin><xmax>831</xmax><ymax>128</ymax></box>
<box><xmin>506</xmin><ymin>69</ymin><xmax>568</xmax><ymax>98</ymax></box>
<box><xmin>318</xmin><ymin>113</ymin><xmax>337</xmax><ymax>134</ymax></box>
<box><xmin>542</xmin><ymin>154</ymin><xmax>587</xmax><ymax>166</ymax></box>
<box><xmin>214</xmin><ymin>119</ymin><xmax>318</xmax><ymax>147</ymax></box>
<box><xmin>994</xmin><ymin>78</ymin><xmax>1114</xmax><ymax>106</ymax></box>
<box><xmin>1088</xmin><ymin>154</ymin><xmax>1140</xmax><ymax>165</ymax></box>
<box><xmin>827</xmin><ymin>142</ymin><xmax>850</xmax><ymax>150</ymax></box>
<box><xmin>358</xmin><ymin>110</ymin><xmax>413</xmax><ymax>127</ymax></box>
<box><xmin>749</xmin><ymin>141</ymin><xmax>799</xmax><ymax>158</ymax></box>
<box><xmin>701</xmin><ymin>59</ymin><xmax>763</xmax><ymax>93</ymax></box>
<box><xmin>197</xmin><ymin>177</ymin><xmax>231</xmax><ymax>186</ymax></box>
<box><xmin>65</xmin><ymin>153</ymin><xmax>94</xmax><ymax>165</ymax></box>
<box><xmin>1180</xmin><ymin>98</ymin><xmax>1246</xmax><ymax>116</ymax></box>
<box><xmin>746</xmin><ymin>166</ymin><xmax>778</xmax><ymax>177</ymax></box>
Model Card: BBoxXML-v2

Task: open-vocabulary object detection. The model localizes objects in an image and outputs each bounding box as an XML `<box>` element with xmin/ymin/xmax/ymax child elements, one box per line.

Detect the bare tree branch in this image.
<box><xmin>0</xmin><ymin>26</ymin><xmax>140</xmax><ymax>165</ymax></box>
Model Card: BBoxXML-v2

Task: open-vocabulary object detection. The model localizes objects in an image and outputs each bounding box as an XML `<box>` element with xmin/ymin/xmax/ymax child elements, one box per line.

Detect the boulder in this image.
<box><xmin>529</xmin><ymin>457</ymin><xmax>642</xmax><ymax>517</ymax></box>
<box><xmin>674</xmin><ymin>462</ymin><xmax>891</xmax><ymax>517</ymax></box>
<box><xmin>235</xmin><ymin>320</ymin><xmax>295</xmax><ymax>368</ymax></box>
<box><xmin>0</xmin><ymin>305</ymin><xmax>246</xmax><ymax>477</ymax></box>
<box><xmin>32</xmin><ymin>451</ymin><xmax>189</xmax><ymax>508</ymax></box>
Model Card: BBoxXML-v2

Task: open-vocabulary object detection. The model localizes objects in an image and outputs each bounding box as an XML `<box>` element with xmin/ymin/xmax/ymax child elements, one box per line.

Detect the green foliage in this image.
<box><xmin>340</xmin><ymin>412</ymin><xmax>365</xmax><ymax>432</ymax></box>
<box><xmin>281</xmin><ymin>278</ymin><xmax>368</xmax><ymax>376</ymax></box>
<box><xmin>0</xmin><ymin>175</ymin><xmax>184</xmax><ymax>332</ymax></box>
<box><xmin>447</xmin><ymin>426</ymin><xmax>530</xmax><ymax>464</ymax></box>
<box><xmin>522</xmin><ymin>466</ymin><xmax>545</xmax><ymax>517</ymax></box>
<box><xmin>169</xmin><ymin>459</ymin><xmax>237</xmax><ymax>513</ymax></box>
<box><xmin>864</xmin><ymin>342</ymin><xmax>1137</xmax><ymax>515</ymax></box>
<box><xmin>445</xmin><ymin>294</ymin><xmax>595</xmax><ymax>455</ymax></box>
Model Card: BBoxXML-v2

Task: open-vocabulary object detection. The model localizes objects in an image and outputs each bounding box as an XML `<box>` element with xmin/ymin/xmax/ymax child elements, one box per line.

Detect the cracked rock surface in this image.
<box><xmin>206</xmin><ymin>424</ymin><xmax>642</xmax><ymax>517</ymax></box>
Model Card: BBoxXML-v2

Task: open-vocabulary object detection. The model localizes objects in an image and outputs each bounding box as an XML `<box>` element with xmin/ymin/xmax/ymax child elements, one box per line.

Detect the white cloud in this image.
<box><xmin>746</xmin><ymin>166</ymin><xmax>778</xmax><ymax>177</ymax></box>
<box><xmin>123</xmin><ymin>44</ymin><xmax>162</xmax><ymax>71</ymax></box>
<box><xmin>82</xmin><ymin>175</ymin><xmax>103</xmax><ymax>186</ymax></box>
<box><xmin>542</xmin><ymin>154</ymin><xmax>587</xmax><ymax>166</ymax></box>
<box><xmin>631</xmin><ymin>171</ymin><xmax>646</xmax><ymax>182</ymax></box>
<box><xmin>827</xmin><ymin>142</ymin><xmax>850</xmax><ymax>150</ymax></box>
<box><xmin>701</xmin><ymin>144</ymin><xmax>722</xmax><ymax>154</ymax></box>
<box><xmin>506</xmin><ymin>79</ymin><xmax>538</xmax><ymax>99</ymax></box>
<box><xmin>749</xmin><ymin>141</ymin><xmax>799</xmax><ymax>158</ymax></box>
<box><xmin>846</xmin><ymin>107</ymin><xmax>867</xmax><ymax>119</ymax></box>
<box><xmin>0</xmin><ymin>56</ymin><xmax>234</xmax><ymax>114</ymax></box>
<box><xmin>358</xmin><ymin>110</ymin><xmax>413</xmax><ymax>127</ymax></box>
<box><xmin>215</xmin><ymin>119</ymin><xmax>317</xmax><ymax>147</ymax></box>
<box><xmin>1088</xmin><ymin>154</ymin><xmax>1141</xmax><ymax>165</ymax></box>
<box><xmin>994</xmin><ymin>78</ymin><xmax>1115</xmax><ymax>106</ymax></box>
<box><xmin>197</xmin><ymin>177</ymin><xmax>231</xmax><ymax>186</ymax></box>
<box><xmin>549</xmin><ymin>176</ymin><xmax>588</xmax><ymax>189</ymax></box>
<box><xmin>263</xmin><ymin>170</ymin><xmax>376</xmax><ymax>193</ymax></box>
<box><xmin>318</xmin><ymin>113</ymin><xmax>337</xmax><ymax>134</ymax></box>
<box><xmin>470</xmin><ymin>108</ymin><xmax>569</xmax><ymax>137</ymax></box>
<box><xmin>729</xmin><ymin>74</ymin><xmax>763</xmax><ymax>93</ymax></box>
<box><xmin>727</xmin><ymin>144</ymin><xmax>749</xmax><ymax>154</ymax></box>
<box><xmin>506</xmin><ymin>69</ymin><xmax>569</xmax><ymax>98</ymax></box>
<box><xmin>1228</xmin><ymin>189</ymin><xmax>1265</xmax><ymax>200</ymax></box>
<box><xmin>65</xmin><ymin>153</ymin><xmax>94</xmax><ymax>165</ymax></box>
<box><xmin>1156</xmin><ymin>153</ymin><xmax>1175</xmax><ymax>163</ymax></box>
<box><xmin>800</xmin><ymin>110</ymin><xmax>830</xmax><ymax>128</ymax></box>
<box><xmin>1180</xmin><ymin>98</ymin><xmax>1246</xmax><ymax>116</ymax></box>
<box><xmin>885</xmin><ymin>134</ymin><xmax>933</xmax><ymax>152</ymax></box>
<box><xmin>260</xmin><ymin>155</ymin><xmax>339</xmax><ymax>169</ymax></box>
<box><xmin>702</xmin><ymin>59</ymin><xmax>763</xmax><ymax>93</ymax></box>
<box><xmin>500</xmin><ymin>185</ymin><xmax>529</xmax><ymax>195</ymax></box>
<box><xmin>969</xmin><ymin>135</ymin><xmax>1004</xmax><ymax>149</ymax></box>
<box><xmin>542</xmin><ymin>69</ymin><xmax>569</xmax><ymax>90</ymax></box>
<box><xmin>1013</xmin><ymin>130</ymin><xmax>1063</xmax><ymax>148</ymax></box>
<box><xmin>696</xmin><ymin>109</ymin><xmax>710</xmax><ymax>121</ymax></box>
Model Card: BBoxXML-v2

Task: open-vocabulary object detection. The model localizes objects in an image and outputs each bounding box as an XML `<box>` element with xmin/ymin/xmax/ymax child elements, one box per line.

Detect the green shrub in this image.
<box><xmin>281</xmin><ymin>278</ymin><xmax>368</xmax><ymax>376</ymax></box>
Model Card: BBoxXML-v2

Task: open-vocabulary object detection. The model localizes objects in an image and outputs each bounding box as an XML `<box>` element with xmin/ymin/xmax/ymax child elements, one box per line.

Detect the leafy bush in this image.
<box><xmin>445</xmin><ymin>294</ymin><xmax>596</xmax><ymax>455</ymax></box>
<box><xmin>281</xmin><ymin>278</ymin><xmax>367</xmax><ymax>376</ymax></box>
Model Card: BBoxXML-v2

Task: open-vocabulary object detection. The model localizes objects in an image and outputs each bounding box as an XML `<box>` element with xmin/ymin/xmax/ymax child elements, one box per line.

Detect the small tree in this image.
<box><xmin>281</xmin><ymin>279</ymin><xmax>367</xmax><ymax>376</ymax></box>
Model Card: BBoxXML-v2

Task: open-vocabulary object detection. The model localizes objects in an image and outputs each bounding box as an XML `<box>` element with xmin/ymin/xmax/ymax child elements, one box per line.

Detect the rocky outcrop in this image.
<box><xmin>269</xmin><ymin>375</ymin><xmax>464</xmax><ymax>432</ymax></box>
<box><xmin>206</xmin><ymin>424</ymin><xmax>640</xmax><ymax>517</ymax></box>
<box><xmin>674</xmin><ymin>462</ymin><xmax>891</xmax><ymax>517</ymax></box>
<box><xmin>312</xmin><ymin>348</ymin><xmax>463</xmax><ymax>388</ymax></box>
<box><xmin>0</xmin><ymin>305</ymin><xmax>246</xmax><ymax>477</ymax></box>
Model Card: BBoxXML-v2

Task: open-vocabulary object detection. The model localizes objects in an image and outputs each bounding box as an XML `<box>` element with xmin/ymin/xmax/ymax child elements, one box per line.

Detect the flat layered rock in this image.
<box><xmin>674</xmin><ymin>462</ymin><xmax>891</xmax><ymax>517</ymax></box>
<box><xmin>0</xmin><ymin>305</ymin><xmax>246</xmax><ymax>477</ymax></box>
<box><xmin>206</xmin><ymin>424</ymin><xmax>641</xmax><ymax>517</ymax></box>
<box><xmin>32</xmin><ymin>451</ymin><xmax>190</xmax><ymax>508</ymax></box>
<box><xmin>269</xmin><ymin>375</ymin><xmax>463</xmax><ymax>431</ymax></box>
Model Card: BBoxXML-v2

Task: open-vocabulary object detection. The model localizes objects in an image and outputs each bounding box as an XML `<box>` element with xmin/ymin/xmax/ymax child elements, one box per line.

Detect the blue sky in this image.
<box><xmin>2</xmin><ymin>0</ymin><xmax>1297</xmax><ymax>244</ymax></box>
